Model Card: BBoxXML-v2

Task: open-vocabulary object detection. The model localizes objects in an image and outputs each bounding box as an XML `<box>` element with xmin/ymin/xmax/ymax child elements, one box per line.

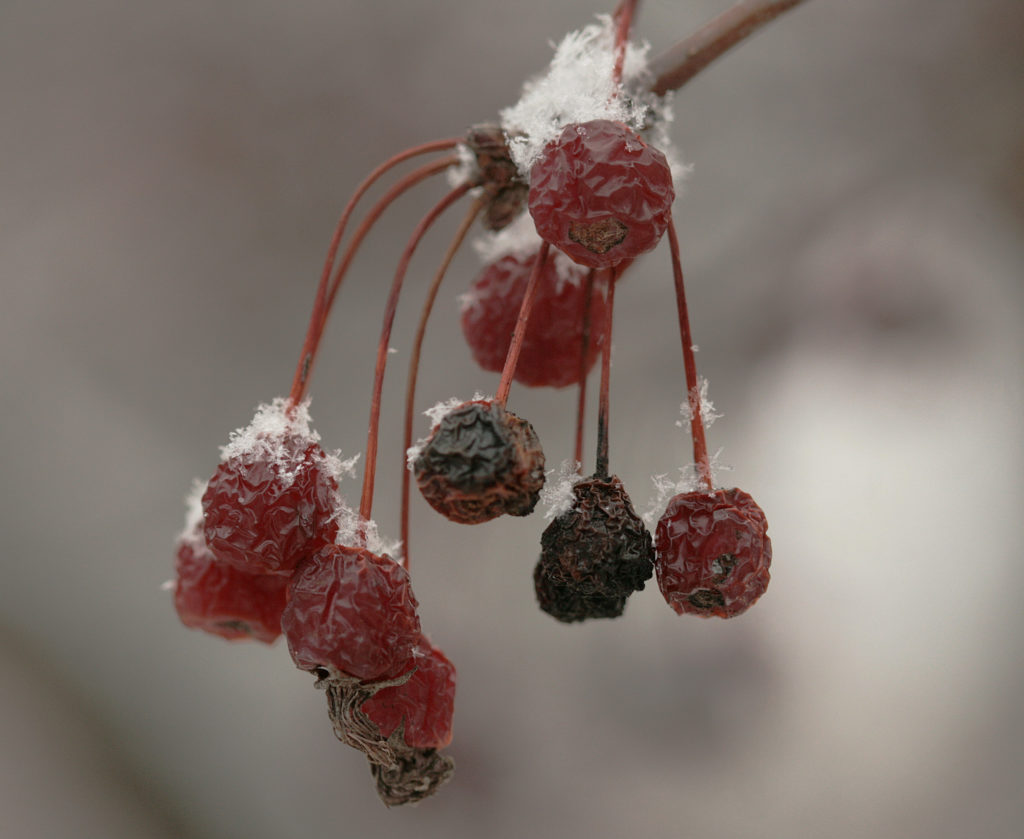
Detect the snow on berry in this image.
<box><xmin>413</xmin><ymin>399</ymin><xmax>545</xmax><ymax>524</ymax></box>
<box><xmin>461</xmin><ymin>248</ymin><xmax>609</xmax><ymax>387</ymax></box>
<box><xmin>540</xmin><ymin>459</ymin><xmax>584</xmax><ymax>522</ymax></box>
<box><xmin>361</xmin><ymin>637</ymin><xmax>456</xmax><ymax>750</ymax></box>
<box><xmin>534</xmin><ymin>474</ymin><xmax>654</xmax><ymax>622</ymax></box>
<box><xmin>172</xmin><ymin>486</ymin><xmax>290</xmax><ymax>643</ymax></box>
<box><xmin>529</xmin><ymin>119</ymin><xmax>675</xmax><ymax>268</ymax></box>
<box><xmin>500</xmin><ymin>15</ymin><xmax>672</xmax><ymax>175</ymax></box>
<box><xmin>654</xmin><ymin>488</ymin><xmax>771</xmax><ymax>618</ymax></box>
<box><xmin>201</xmin><ymin>399</ymin><xmax>353</xmax><ymax>577</ymax></box>
<box><xmin>282</xmin><ymin>544</ymin><xmax>422</xmax><ymax>681</ymax></box>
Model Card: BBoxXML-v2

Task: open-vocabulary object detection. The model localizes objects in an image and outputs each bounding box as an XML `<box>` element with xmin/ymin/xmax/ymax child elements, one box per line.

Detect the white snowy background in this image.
<box><xmin>1</xmin><ymin>1</ymin><xmax>1022</xmax><ymax>837</ymax></box>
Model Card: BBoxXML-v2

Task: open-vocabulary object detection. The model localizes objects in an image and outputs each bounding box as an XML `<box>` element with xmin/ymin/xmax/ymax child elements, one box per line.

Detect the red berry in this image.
<box><xmin>173</xmin><ymin>525</ymin><xmax>289</xmax><ymax>643</ymax></box>
<box><xmin>461</xmin><ymin>250</ymin><xmax>609</xmax><ymax>388</ymax></box>
<box><xmin>362</xmin><ymin>638</ymin><xmax>456</xmax><ymax>749</ymax></box>
<box><xmin>282</xmin><ymin>544</ymin><xmax>421</xmax><ymax>681</ymax></box>
<box><xmin>414</xmin><ymin>399</ymin><xmax>545</xmax><ymax>524</ymax></box>
<box><xmin>528</xmin><ymin>119</ymin><xmax>674</xmax><ymax>268</ymax></box>
<box><xmin>202</xmin><ymin>434</ymin><xmax>339</xmax><ymax>577</ymax></box>
<box><xmin>654</xmin><ymin>488</ymin><xmax>771</xmax><ymax>618</ymax></box>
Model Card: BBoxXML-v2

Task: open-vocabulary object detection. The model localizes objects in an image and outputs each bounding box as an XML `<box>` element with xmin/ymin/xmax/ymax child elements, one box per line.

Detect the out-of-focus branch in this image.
<box><xmin>648</xmin><ymin>0</ymin><xmax>810</xmax><ymax>95</ymax></box>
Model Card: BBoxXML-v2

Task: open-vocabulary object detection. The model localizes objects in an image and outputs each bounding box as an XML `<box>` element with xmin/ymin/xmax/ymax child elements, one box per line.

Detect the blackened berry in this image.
<box><xmin>202</xmin><ymin>434</ymin><xmax>339</xmax><ymax>577</ymax></box>
<box><xmin>282</xmin><ymin>544</ymin><xmax>421</xmax><ymax>680</ymax></box>
<box><xmin>414</xmin><ymin>400</ymin><xmax>545</xmax><ymax>524</ymax></box>
<box><xmin>461</xmin><ymin>250</ymin><xmax>609</xmax><ymax>388</ymax></box>
<box><xmin>529</xmin><ymin>120</ymin><xmax>674</xmax><ymax>268</ymax></box>
<box><xmin>654</xmin><ymin>488</ymin><xmax>771</xmax><ymax>618</ymax></box>
<box><xmin>534</xmin><ymin>475</ymin><xmax>654</xmax><ymax>622</ymax></box>
<box><xmin>173</xmin><ymin>524</ymin><xmax>289</xmax><ymax>643</ymax></box>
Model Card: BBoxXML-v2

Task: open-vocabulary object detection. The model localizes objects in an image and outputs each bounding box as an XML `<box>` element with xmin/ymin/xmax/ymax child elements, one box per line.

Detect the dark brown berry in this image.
<box><xmin>414</xmin><ymin>400</ymin><xmax>545</xmax><ymax>524</ymax></box>
<box><xmin>534</xmin><ymin>475</ymin><xmax>654</xmax><ymax>622</ymax></box>
<box><xmin>654</xmin><ymin>488</ymin><xmax>771</xmax><ymax>618</ymax></box>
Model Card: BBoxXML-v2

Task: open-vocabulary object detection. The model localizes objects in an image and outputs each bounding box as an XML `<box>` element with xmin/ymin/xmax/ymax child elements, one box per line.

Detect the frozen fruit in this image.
<box><xmin>282</xmin><ymin>544</ymin><xmax>421</xmax><ymax>680</ymax></box>
<box><xmin>173</xmin><ymin>524</ymin><xmax>289</xmax><ymax>643</ymax></box>
<box><xmin>414</xmin><ymin>400</ymin><xmax>545</xmax><ymax>524</ymax></box>
<box><xmin>654</xmin><ymin>488</ymin><xmax>771</xmax><ymax>618</ymax></box>
<box><xmin>202</xmin><ymin>434</ymin><xmax>340</xmax><ymax>577</ymax></box>
<box><xmin>534</xmin><ymin>474</ymin><xmax>654</xmax><ymax>622</ymax></box>
<box><xmin>362</xmin><ymin>637</ymin><xmax>456</xmax><ymax>749</ymax></box>
<box><xmin>461</xmin><ymin>250</ymin><xmax>608</xmax><ymax>388</ymax></box>
<box><xmin>529</xmin><ymin>119</ymin><xmax>674</xmax><ymax>268</ymax></box>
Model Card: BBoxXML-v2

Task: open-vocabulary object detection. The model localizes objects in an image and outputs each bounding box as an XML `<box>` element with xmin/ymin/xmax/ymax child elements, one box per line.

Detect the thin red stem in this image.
<box><xmin>648</xmin><ymin>0</ymin><xmax>809</xmax><ymax>96</ymax></box>
<box><xmin>400</xmin><ymin>196</ymin><xmax>485</xmax><ymax>568</ymax></box>
<box><xmin>594</xmin><ymin>269</ymin><xmax>618</xmax><ymax>480</ymax></box>
<box><xmin>573</xmin><ymin>268</ymin><xmax>598</xmax><ymax>468</ymax></box>
<box><xmin>666</xmin><ymin>216</ymin><xmax>713</xmax><ymax>491</ymax></box>
<box><xmin>288</xmin><ymin>152</ymin><xmax>459</xmax><ymax>404</ymax></box>
<box><xmin>358</xmin><ymin>183</ymin><xmax>473</xmax><ymax>523</ymax></box>
<box><xmin>495</xmin><ymin>241</ymin><xmax>551</xmax><ymax>408</ymax></box>
<box><xmin>611</xmin><ymin>0</ymin><xmax>640</xmax><ymax>89</ymax></box>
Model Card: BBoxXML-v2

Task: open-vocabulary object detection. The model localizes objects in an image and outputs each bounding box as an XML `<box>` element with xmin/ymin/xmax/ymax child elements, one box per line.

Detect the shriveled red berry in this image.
<box><xmin>529</xmin><ymin>119</ymin><xmax>674</xmax><ymax>268</ymax></box>
<box><xmin>202</xmin><ymin>434</ymin><xmax>339</xmax><ymax>577</ymax></box>
<box><xmin>414</xmin><ymin>400</ymin><xmax>545</xmax><ymax>524</ymax></box>
<box><xmin>362</xmin><ymin>637</ymin><xmax>456</xmax><ymax>749</ymax></box>
<box><xmin>654</xmin><ymin>488</ymin><xmax>771</xmax><ymax>618</ymax></box>
<box><xmin>173</xmin><ymin>525</ymin><xmax>289</xmax><ymax>643</ymax></box>
<box><xmin>282</xmin><ymin>544</ymin><xmax>421</xmax><ymax>681</ymax></box>
<box><xmin>461</xmin><ymin>250</ymin><xmax>609</xmax><ymax>388</ymax></box>
<box><xmin>534</xmin><ymin>475</ymin><xmax>654</xmax><ymax>622</ymax></box>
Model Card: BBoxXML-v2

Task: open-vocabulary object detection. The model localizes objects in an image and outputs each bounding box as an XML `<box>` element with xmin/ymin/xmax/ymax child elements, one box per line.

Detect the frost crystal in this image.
<box><xmin>540</xmin><ymin>460</ymin><xmax>584</xmax><ymax>521</ymax></box>
<box><xmin>178</xmin><ymin>478</ymin><xmax>208</xmax><ymax>546</ymax></box>
<box><xmin>217</xmin><ymin>398</ymin><xmax>322</xmax><ymax>484</ymax></box>
<box><xmin>675</xmin><ymin>378</ymin><xmax>722</xmax><ymax>429</ymax></box>
<box><xmin>470</xmin><ymin>212</ymin><xmax>588</xmax><ymax>292</ymax></box>
<box><xmin>500</xmin><ymin>15</ymin><xmax>681</xmax><ymax>178</ymax></box>
<box><xmin>642</xmin><ymin>449</ymin><xmax>733</xmax><ymax>526</ymax></box>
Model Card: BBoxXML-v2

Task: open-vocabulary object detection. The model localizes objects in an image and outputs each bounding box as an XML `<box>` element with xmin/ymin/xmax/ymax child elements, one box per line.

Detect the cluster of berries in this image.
<box><xmin>171</xmin><ymin>1</ymin><xmax>771</xmax><ymax>805</ymax></box>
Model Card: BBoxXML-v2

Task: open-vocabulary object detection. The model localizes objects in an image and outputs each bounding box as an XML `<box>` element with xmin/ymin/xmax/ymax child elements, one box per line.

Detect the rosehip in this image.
<box><xmin>282</xmin><ymin>544</ymin><xmax>421</xmax><ymax>681</ymax></box>
<box><xmin>202</xmin><ymin>434</ymin><xmax>339</xmax><ymax>577</ymax></box>
<box><xmin>534</xmin><ymin>475</ymin><xmax>654</xmax><ymax>622</ymax></box>
<box><xmin>529</xmin><ymin>119</ymin><xmax>674</xmax><ymax>268</ymax></box>
<box><xmin>461</xmin><ymin>250</ymin><xmax>609</xmax><ymax>388</ymax></box>
<box><xmin>172</xmin><ymin>524</ymin><xmax>289</xmax><ymax>643</ymax></box>
<box><xmin>654</xmin><ymin>488</ymin><xmax>771</xmax><ymax>618</ymax></box>
<box><xmin>414</xmin><ymin>400</ymin><xmax>545</xmax><ymax>524</ymax></box>
<box><xmin>362</xmin><ymin>637</ymin><xmax>456</xmax><ymax>749</ymax></box>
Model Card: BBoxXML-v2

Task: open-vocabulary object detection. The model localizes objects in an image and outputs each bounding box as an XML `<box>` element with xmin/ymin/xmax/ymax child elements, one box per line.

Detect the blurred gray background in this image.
<box><xmin>2</xmin><ymin>1</ymin><xmax>1022</xmax><ymax>837</ymax></box>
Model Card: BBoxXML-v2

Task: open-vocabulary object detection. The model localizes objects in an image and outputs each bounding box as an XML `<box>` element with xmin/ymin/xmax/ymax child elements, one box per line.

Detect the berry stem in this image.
<box><xmin>667</xmin><ymin>216</ymin><xmax>713</xmax><ymax>491</ymax></box>
<box><xmin>359</xmin><ymin>183</ymin><xmax>474</xmax><ymax>524</ymax></box>
<box><xmin>400</xmin><ymin>196</ymin><xmax>485</xmax><ymax>568</ymax></box>
<box><xmin>288</xmin><ymin>151</ymin><xmax>459</xmax><ymax>405</ymax></box>
<box><xmin>648</xmin><ymin>0</ymin><xmax>810</xmax><ymax>96</ymax></box>
<box><xmin>495</xmin><ymin>240</ymin><xmax>551</xmax><ymax>408</ymax></box>
<box><xmin>611</xmin><ymin>0</ymin><xmax>641</xmax><ymax>89</ymax></box>
<box><xmin>594</xmin><ymin>269</ymin><xmax>617</xmax><ymax>481</ymax></box>
<box><xmin>573</xmin><ymin>268</ymin><xmax>598</xmax><ymax>468</ymax></box>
